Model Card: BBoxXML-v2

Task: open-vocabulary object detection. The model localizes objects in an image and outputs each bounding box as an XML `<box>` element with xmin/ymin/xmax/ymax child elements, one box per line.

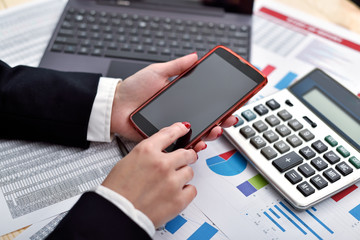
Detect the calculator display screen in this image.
<box><xmin>303</xmin><ymin>88</ymin><xmax>360</xmax><ymax>146</ymax></box>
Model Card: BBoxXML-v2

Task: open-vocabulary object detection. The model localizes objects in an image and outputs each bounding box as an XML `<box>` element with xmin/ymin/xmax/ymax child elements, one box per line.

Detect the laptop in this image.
<box><xmin>39</xmin><ymin>0</ymin><xmax>254</xmax><ymax>79</ymax></box>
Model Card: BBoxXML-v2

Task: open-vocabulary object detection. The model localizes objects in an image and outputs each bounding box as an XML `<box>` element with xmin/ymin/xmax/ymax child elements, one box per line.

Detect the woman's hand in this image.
<box><xmin>102</xmin><ymin>122</ymin><xmax>198</xmax><ymax>228</ymax></box>
<box><xmin>110</xmin><ymin>53</ymin><xmax>238</xmax><ymax>151</ymax></box>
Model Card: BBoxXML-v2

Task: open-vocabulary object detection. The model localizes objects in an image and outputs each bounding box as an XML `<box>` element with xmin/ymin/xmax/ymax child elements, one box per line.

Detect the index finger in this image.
<box><xmin>148</xmin><ymin>122</ymin><xmax>191</xmax><ymax>151</ymax></box>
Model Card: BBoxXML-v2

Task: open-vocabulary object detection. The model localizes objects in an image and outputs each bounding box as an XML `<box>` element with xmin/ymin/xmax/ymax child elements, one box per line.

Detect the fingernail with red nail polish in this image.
<box><xmin>202</xmin><ymin>144</ymin><xmax>207</xmax><ymax>150</ymax></box>
<box><xmin>217</xmin><ymin>128</ymin><xmax>223</xmax><ymax>138</ymax></box>
<box><xmin>233</xmin><ymin>117</ymin><xmax>239</xmax><ymax>126</ymax></box>
<box><xmin>182</xmin><ymin>122</ymin><xmax>191</xmax><ymax>129</ymax></box>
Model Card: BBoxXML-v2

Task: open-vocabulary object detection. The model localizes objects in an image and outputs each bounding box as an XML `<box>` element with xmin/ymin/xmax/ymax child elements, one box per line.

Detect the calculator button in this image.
<box><xmin>297</xmin><ymin>181</ymin><xmax>315</xmax><ymax>197</ymax></box>
<box><xmin>285</xmin><ymin>169</ymin><xmax>302</xmax><ymax>184</ymax></box>
<box><xmin>323</xmin><ymin>151</ymin><xmax>340</xmax><ymax>164</ymax></box>
<box><xmin>311</xmin><ymin>157</ymin><xmax>328</xmax><ymax>171</ymax></box>
<box><xmin>241</xmin><ymin>109</ymin><xmax>256</xmax><ymax>122</ymax></box>
<box><xmin>253</xmin><ymin>104</ymin><xmax>269</xmax><ymax>116</ymax></box>
<box><xmin>266</xmin><ymin>99</ymin><xmax>280</xmax><ymax>110</ymax></box>
<box><xmin>233</xmin><ymin>114</ymin><xmax>244</xmax><ymax>127</ymax></box>
<box><xmin>323</xmin><ymin>168</ymin><xmax>341</xmax><ymax>183</ymax></box>
<box><xmin>299</xmin><ymin>129</ymin><xmax>315</xmax><ymax>142</ymax></box>
<box><xmin>286</xmin><ymin>135</ymin><xmax>303</xmax><ymax>148</ymax></box>
<box><xmin>349</xmin><ymin>156</ymin><xmax>360</xmax><ymax>169</ymax></box>
<box><xmin>252</xmin><ymin>120</ymin><xmax>268</xmax><ymax>133</ymax></box>
<box><xmin>311</xmin><ymin>140</ymin><xmax>328</xmax><ymax>153</ymax></box>
<box><xmin>261</xmin><ymin>146</ymin><xmax>278</xmax><ymax>160</ymax></box>
<box><xmin>275</xmin><ymin>124</ymin><xmax>291</xmax><ymax>137</ymax></box>
<box><xmin>287</xmin><ymin>119</ymin><xmax>303</xmax><ymax>131</ymax></box>
<box><xmin>336</xmin><ymin>145</ymin><xmax>350</xmax><ymax>158</ymax></box>
<box><xmin>250</xmin><ymin>136</ymin><xmax>266</xmax><ymax>149</ymax></box>
<box><xmin>240</xmin><ymin>126</ymin><xmax>256</xmax><ymax>139</ymax></box>
<box><xmin>272</xmin><ymin>151</ymin><xmax>303</xmax><ymax>173</ymax></box>
<box><xmin>277</xmin><ymin>109</ymin><xmax>292</xmax><ymax>121</ymax></box>
<box><xmin>298</xmin><ymin>163</ymin><xmax>315</xmax><ymax>178</ymax></box>
<box><xmin>263</xmin><ymin>130</ymin><xmax>279</xmax><ymax>143</ymax></box>
<box><xmin>274</xmin><ymin>140</ymin><xmax>290</xmax><ymax>154</ymax></box>
<box><xmin>335</xmin><ymin>162</ymin><xmax>353</xmax><ymax>176</ymax></box>
<box><xmin>285</xmin><ymin>99</ymin><xmax>293</xmax><ymax>106</ymax></box>
<box><xmin>310</xmin><ymin>175</ymin><xmax>328</xmax><ymax>190</ymax></box>
<box><xmin>265</xmin><ymin>115</ymin><xmax>280</xmax><ymax>127</ymax></box>
<box><xmin>299</xmin><ymin>146</ymin><xmax>316</xmax><ymax>160</ymax></box>
<box><xmin>324</xmin><ymin>135</ymin><xmax>338</xmax><ymax>147</ymax></box>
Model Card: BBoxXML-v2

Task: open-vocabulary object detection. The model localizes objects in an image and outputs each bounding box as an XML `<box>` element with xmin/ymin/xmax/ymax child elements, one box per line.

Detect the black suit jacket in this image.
<box><xmin>0</xmin><ymin>61</ymin><xmax>151</xmax><ymax>239</ymax></box>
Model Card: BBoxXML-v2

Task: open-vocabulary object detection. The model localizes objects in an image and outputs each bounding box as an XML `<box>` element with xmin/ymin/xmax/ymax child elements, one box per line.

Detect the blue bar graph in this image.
<box><xmin>274</xmin><ymin>205</ymin><xmax>307</xmax><ymax>235</ymax></box>
<box><xmin>279</xmin><ymin>201</ymin><xmax>322</xmax><ymax>240</ymax></box>
<box><xmin>306</xmin><ymin>210</ymin><xmax>334</xmax><ymax>234</ymax></box>
<box><xmin>264</xmin><ymin>211</ymin><xmax>285</xmax><ymax>232</ymax></box>
<box><xmin>274</xmin><ymin>72</ymin><xmax>298</xmax><ymax>90</ymax></box>
<box><xmin>269</xmin><ymin>208</ymin><xmax>280</xmax><ymax>219</ymax></box>
<box><xmin>349</xmin><ymin>204</ymin><xmax>360</xmax><ymax>221</ymax></box>
<box><xmin>165</xmin><ymin>215</ymin><xmax>187</xmax><ymax>234</ymax></box>
<box><xmin>187</xmin><ymin>222</ymin><xmax>218</xmax><ymax>240</ymax></box>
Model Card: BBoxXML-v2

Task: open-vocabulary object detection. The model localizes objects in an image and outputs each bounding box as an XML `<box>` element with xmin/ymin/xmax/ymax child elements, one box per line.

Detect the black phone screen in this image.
<box><xmin>133</xmin><ymin>48</ymin><xmax>262</xmax><ymax>151</ymax></box>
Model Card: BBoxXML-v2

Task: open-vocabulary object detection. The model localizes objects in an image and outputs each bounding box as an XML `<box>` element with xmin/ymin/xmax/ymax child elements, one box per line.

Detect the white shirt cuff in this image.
<box><xmin>94</xmin><ymin>185</ymin><xmax>156</xmax><ymax>238</ymax></box>
<box><xmin>87</xmin><ymin>77</ymin><xmax>121</xmax><ymax>142</ymax></box>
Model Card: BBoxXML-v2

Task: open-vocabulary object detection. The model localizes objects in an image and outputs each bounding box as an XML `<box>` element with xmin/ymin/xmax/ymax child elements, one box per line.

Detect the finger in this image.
<box><xmin>176</xmin><ymin>165</ymin><xmax>194</xmax><ymax>186</ymax></box>
<box><xmin>180</xmin><ymin>184</ymin><xmax>197</xmax><ymax>209</ymax></box>
<box><xmin>193</xmin><ymin>141</ymin><xmax>207</xmax><ymax>152</ymax></box>
<box><xmin>170</xmin><ymin>148</ymin><xmax>197</xmax><ymax>169</ymax></box>
<box><xmin>220</xmin><ymin>115</ymin><xmax>238</xmax><ymax>128</ymax></box>
<box><xmin>149</xmin><ymin>122</ymin><xmax>191</xmax><ymax>150</ymax></box>
<box><xmin>203</xmin><ymin>126</ymin><xmax>223</xmax><ymax>141</ymax></box>
<box><xmin>152</xmin><ymin>52</ymin><xmax>198</xmax><ymax>78</ymax></box>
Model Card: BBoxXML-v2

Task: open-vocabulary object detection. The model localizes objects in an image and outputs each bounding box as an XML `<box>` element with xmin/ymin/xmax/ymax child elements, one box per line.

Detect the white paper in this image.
<box><xmin>193</xmin><ymin>137</ymin><xmax>360</xmax><ymax>239</ymax></box>
<box><xmin>192</xmin><ymin>0</ymin><xmax>360</xmax><ymax>238</ymax></box>
<box><xmin>15</xmin><ymin>213</ymin><xmax>66</xmax><ymax>240</ymax></box>
<box><xmin>0</xmin><ymin>140</ymin><xmax>122</xmax><ymax>235</ymax></box>
<box><xmin>249</xmin><ymin>0</ymin><xmax>360</xmax><ymax>98</ymax></box>
<box><xmin>0</xmin><ymin>0</ymin><xmax>67</xmax><ymax>67</ymax></box>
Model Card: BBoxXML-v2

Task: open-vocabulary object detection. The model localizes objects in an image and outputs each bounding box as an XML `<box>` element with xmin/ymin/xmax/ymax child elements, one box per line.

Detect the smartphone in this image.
<box><xmin>130</xmin><ymin>46</ymin><xmax>267</xmax><ymax>152</ymax></box>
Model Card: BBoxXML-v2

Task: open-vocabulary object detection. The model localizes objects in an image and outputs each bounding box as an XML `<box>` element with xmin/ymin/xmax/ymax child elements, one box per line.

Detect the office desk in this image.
<box><xmin>0</xmin><ymin>0</ymin><xmax>359</xmax><ymax>239</ymax></box>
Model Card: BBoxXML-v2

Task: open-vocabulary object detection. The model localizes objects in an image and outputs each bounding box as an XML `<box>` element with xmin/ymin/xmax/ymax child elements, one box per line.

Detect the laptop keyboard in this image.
<box><xmin>51</xmin><ymin>8</ymin><xmax>250</xmax><ymax>62</ymax></box>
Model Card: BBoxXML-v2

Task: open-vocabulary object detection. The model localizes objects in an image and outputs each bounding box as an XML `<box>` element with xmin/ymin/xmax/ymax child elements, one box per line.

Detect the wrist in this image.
<box><xmin>110</xmin><ymin>81</ymin><xmax>122</xmax><ymax>134</ymax></box>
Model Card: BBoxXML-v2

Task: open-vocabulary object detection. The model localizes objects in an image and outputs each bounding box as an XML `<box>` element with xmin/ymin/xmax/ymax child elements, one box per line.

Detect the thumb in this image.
<box><xmin>153</xmin><ymin>53</ymin><xmax>198</xmax><ymax>78</ymax></box>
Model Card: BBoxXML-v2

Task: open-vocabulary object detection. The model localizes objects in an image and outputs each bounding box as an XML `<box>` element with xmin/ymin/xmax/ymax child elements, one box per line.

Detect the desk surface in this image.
<box><xmin>0</xmin><ymin>0</ymin><xmax>359</xmax><ymax>239</ymax></box>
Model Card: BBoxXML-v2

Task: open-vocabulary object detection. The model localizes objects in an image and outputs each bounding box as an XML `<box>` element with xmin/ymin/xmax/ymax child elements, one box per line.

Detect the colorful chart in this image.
<box><xmin>331</xmin><ymin>185</ymin><xmax>358</xmax><ymax>202</ymax></box>
<box><xmin>349</xmin><ymin>204</ymin><xmax>360</xmax><ymax>221</ymax></box>
<box><xmin>165</xmin><ymin>215</ymin><xmax>218</xmax><ymax>240</ymax></box>
<box><xmin>206</xmin><ymin>149</ymin><xmax>247</xmax><ymax>176</ymax></box>
<box><xmin>262</xmin><ymin>202</ymin><xmax>333</xmax><ymax>239</ymax></box>
<box><xmin>237</xmin><ymin>174</ymin><xmax>268</xmax><ymax>197</ymax></box>
<box><xmin>165</xmin><ymin>215</ymin><xmax>187</xmax><ymax>234</ymax></box>
<box><xmin>274</xmin><ymin>72</ymin><xmax>298</xmax><ymax>90</ymax></box>
<box><xmin>261</xmin><ymin>65</ymin><xmax>276</xmax><ymax>76</ymax></box>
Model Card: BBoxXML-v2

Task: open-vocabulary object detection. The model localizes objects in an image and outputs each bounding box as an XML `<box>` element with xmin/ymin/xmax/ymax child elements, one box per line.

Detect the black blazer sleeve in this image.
<box><xmin>0</xmin><ymin>60</ymin><xmax>101</xmax><ymax>148</ymax></box>
<box><xmin>46</xmin><ymin>192</ymin><xmax>151</xmax><ymax>240</ymax></box>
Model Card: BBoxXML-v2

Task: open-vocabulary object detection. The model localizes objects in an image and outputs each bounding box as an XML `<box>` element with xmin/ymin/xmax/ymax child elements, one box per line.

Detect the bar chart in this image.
<box><xmin>237</xmin><ymin>174</ymin><xmax>268</xmax><ymax>197</ymax></box>
<box><xmin>155</xmin><ymin>203</ymin><xmax>226</xmax><ymax>240</ymax></box>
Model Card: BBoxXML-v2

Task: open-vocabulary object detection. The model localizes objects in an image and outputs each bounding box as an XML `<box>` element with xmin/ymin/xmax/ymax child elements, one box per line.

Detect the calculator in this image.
<box><xmin>224</xmin><ymin>69</ymin><xmax>360</xmax><ymax>210</ymax></box>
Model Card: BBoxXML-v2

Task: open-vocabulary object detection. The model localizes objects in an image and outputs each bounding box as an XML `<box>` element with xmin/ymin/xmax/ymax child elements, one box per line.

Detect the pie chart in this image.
<box><xmin>206</xmin><ymin>149</ymin><xmax>247</xmax><ymax>176</ymax></box>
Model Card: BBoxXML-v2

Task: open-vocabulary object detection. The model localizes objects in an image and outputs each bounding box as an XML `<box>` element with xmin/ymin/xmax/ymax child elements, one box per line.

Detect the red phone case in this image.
<box><xmin>130</xmin><ymin>45</ymin><xmax>267</xmax><ymax>149</ymax></box>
